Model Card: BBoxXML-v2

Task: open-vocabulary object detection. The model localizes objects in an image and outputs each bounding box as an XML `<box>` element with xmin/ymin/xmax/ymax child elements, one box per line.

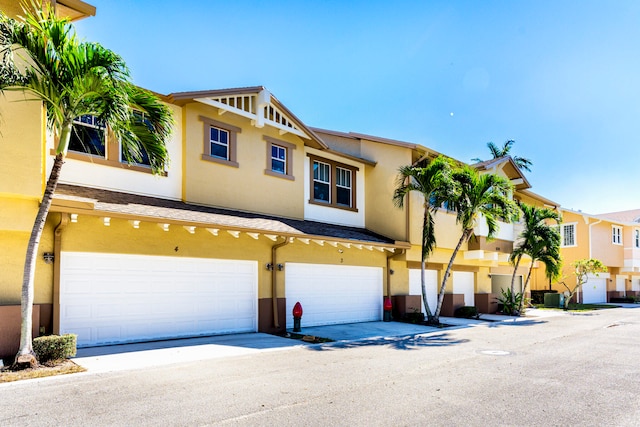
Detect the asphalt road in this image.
<box><xmin>2</xmin><ymin>307</ymin><xmax>640</xmax><ymax>426</ymax></box>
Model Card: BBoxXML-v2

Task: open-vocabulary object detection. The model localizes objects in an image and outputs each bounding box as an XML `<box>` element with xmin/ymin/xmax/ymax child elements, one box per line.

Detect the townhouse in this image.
<box><xmin>531</xmin><ymin>209</ymin><xmax>640</xmax><ymax>303</ymax></box>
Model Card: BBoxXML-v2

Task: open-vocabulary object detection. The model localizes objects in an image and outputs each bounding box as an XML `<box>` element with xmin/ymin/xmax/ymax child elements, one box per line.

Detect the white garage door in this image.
<box><xmin>60</xmin><ymin>252</ymin><xmax>257</xmax><ymax>347</ymax></box>
<box><xmin>285</xmin><ymin>263</ymin><xmax>383</xmax><ymax>328</ymax></box>
<box><xmin>453</xmin><ymin>271</ymin><xmax>475</xmax><ymax>306</ymax></box>
<box><xmin>409</xmin><ymin>269</ymin><xmax>438</xmax><ymax>315</ymax></box>
<box><xmin>581</xmin><ymin>277</ymin><xmax>607</xmax><ymax>304</ymax></box>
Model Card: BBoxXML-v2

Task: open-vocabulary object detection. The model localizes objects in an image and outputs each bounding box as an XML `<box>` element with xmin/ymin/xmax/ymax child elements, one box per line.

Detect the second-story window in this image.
<box><xmin>336</xmin><ymin>167</ymin><xmax>352</xmax><ymax>207</ymax></box>
<box><xmin>199</xmin><ymin>116</ymin><xmax>240</xmax><ymax>168</ymax></box>
<box><xmin>210</xmin><ymin>126</ymin><xmax>230</xmax><ymax>160</ymax></box>
<box><xmin>309</xmin><ymin>155</ymin><xmax>358</xmax><ymax>211</ymax></box>
<box><xmin>69</xmin><ymin>115</ymin><xmax>106</xmax><ymax>157</ymax></box>
<box><xmin>612</xmin><ymin>225</ymin><xmax>622</xmax><ymax>245</ymax></box>
<box><xmin>120</xmin><ymin>111</ymin><xmax>151</xmax><ymax>167</ymax></box>
<box><xmin>561</xmin><ymin>223</ymin><xmax>576</xmax><ymax>247</ymax></box>
<box><xmin>635</xmin><ymin>229</ymin><xmax>639</xmax><ymax>248</ymax></box>
<box><xmin>313</xmin><ymin>161</ymin><xmax>331</xmax><ymax>202</ymax></box>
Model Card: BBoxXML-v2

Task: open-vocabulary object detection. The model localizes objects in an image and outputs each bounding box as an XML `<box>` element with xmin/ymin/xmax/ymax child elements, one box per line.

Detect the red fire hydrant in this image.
<box><xmin>383</xmin><ymin>297</ymin><xmax>392</xmax><ymax>322</ymax></box>
<box><xmin>292</xmin><ymin>301</ymin><xmax>303</xmax><ymax>332</ymax></box>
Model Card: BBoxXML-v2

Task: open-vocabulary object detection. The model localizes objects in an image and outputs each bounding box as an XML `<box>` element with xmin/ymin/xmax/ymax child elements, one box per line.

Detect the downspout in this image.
<box><xmin>53</xmin><ymin>213</ymin><xmax>69</xmax><ymax>335</ymax></box>
<box><xmin>386</xmin><ymin>248</ymin><xmax>406</xmax><ymax>297</ymax></box>
<box><xmin>271</xmin><ymin>237</ymin><xmax>290</xmax><ymax>329</ymax></box>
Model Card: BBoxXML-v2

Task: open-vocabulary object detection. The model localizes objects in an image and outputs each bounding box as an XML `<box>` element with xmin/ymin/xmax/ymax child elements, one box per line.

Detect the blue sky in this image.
<box><xmin>75</xmin><ymin>0</ymin><xmax>640</xmax><ymax>215</ymax></box>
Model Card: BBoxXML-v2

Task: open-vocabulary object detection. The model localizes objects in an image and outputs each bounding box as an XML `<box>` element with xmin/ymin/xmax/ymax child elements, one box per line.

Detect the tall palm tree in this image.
<box><xmin>393</xmin><ymin>156</ymin><xmax>454</xmax><ymax>323</ymax></box>
<box><xmin>0</xmin><ymin>5</ymin><xmax>173</xmax><ymax>366</ymax></box>
<box><xmin>472</xmin><ymin>140</ymin><xmax>532</xmax><ymax>172</ymax></box>
<box><xmin>509</xmin><ymin>202</ymin><xmax>562</xmax><ymax>314</ymax></box>
<box><xmin>433</xmin><ymin>166</ymin><xmax>516</xmax><ymax>322</ymax></box>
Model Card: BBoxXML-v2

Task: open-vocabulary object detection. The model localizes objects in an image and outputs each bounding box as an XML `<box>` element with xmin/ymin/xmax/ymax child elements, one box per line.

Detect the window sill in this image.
<box><xmin>201</xmin><ymin>154</ymin><xmax>239</xmax><ymax>168</ymax></box>
<box><xmin>264</xmin><ymin>169</ymin><xmax>294</xmax><ymax>181</ymax></box>
<box><xmin>308</xmin><ymin>199</ymin><xmax>358</xmax><ymax>213</ymax></box>
<box><xmin>60</xmin><ymin>150</ymin><xmax>166</xmax><ymax>176</ymax></box>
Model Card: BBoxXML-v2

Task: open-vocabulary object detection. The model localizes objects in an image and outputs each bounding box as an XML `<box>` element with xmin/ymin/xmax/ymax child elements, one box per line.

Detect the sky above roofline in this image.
<box><xmin>75</xmin><ymin>0</ymin><xmax>640</xmax><ymax>215</ymax></box>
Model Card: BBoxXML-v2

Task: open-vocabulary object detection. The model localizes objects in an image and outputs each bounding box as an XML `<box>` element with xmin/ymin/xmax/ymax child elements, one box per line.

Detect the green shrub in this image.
<box><xmin>33</xmin><ymin>334</ymin><xmax>77</xmax><ymax>362</ymax></box>
<box><xmin>497</xmin><ymin>288</ymin><xmax>523</xmax><ymax>315</ymax></box>
<box><xmin>404</xmin><ymin>311</ymin><xmax>425</xmax><ymax>323</ymax></box>
<box><xmin>454</xmin><ymin>306</ymin><xmax>478</xmax><ymax>319</ymax></box>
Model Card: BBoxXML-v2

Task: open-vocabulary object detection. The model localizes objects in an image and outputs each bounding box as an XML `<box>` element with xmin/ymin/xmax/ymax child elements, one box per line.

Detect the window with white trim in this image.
<box><xmin>309</xmin><ymin>155</ymin><xmax>358</xmax><ymax>211</ymax></box>
<box><xmin>313</xmin><ymin>161</ymin><xmax>331</xmax><ymax>203</ymax></box>
<box><xmin>561</xmin><ymin>223</ymin><xmax>577</xmax><ymax>247</ymax></box>
<box><xmin>635</xmin><ymin>229</ymin><xmax>640</xmax><ymax>248</ymax></box>
<box><xmin>210</xmin><ymin>126</ymin><xmax>230</xmax><ymax>160</ymax></box>
<box><xmin>120</xmin><ymin>110</ymin><xmax>151</xmax><ymax>167</ymax></box>
<box><xmin>264</xmin><ymin>136</ymin><xmax>295</xmax><ymax>180</ymax></box>
<box><xmin>612</xmin><ymin>225</ymin><xmax>622</xmax><ymax>245</ymax></box>
<box><xmin>69</xmin><ymin>115</ymin><xmax>106</xmax><ymax>157</ymax></box>
<box><xmin>199</xmin><ymin>115</ymin><xmax>240</xmax><ymax>167</ymax></box>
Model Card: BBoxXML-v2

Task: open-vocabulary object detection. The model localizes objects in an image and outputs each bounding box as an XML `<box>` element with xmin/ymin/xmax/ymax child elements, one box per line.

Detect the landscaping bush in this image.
<box><xmin>403</xmin><ymin>311</ymin><xmax>425</xmax><ymax>323</ymax></box>
<box><xmin>497</xmin><ymin>288</ymin><xmax>524</xmax><ymax>315</ymax></box>
<box><xmin>454</xmin><ymin>306</ymin><xmax>478</xmax><ymax>319</ymax></box>
<box><xmin>33</xmin><ymin>334</ymin><xmax>77</xmax><ymax>363</ymax></box>
<box><xmin>610</xmin><ymin>296</ymin><xmax>639</xmax><ymax>303</ymax></box>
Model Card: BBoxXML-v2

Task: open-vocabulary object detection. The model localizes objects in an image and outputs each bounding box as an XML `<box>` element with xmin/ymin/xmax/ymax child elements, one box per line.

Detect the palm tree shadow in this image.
<box><xmin>485</xmin><ymin>319</ymin><xmax>546</xmax><ymax>328</ymax></box>
<box><xmin>305</xmin><ymin>332</ymin><xmax>469</xmax><ymax>352</ymax></box>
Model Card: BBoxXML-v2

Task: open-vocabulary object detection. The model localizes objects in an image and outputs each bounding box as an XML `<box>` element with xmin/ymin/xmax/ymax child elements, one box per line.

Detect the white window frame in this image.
<box><xmin>560</xmin><ymin>223</ymin><xmax>577</xmax><ymax>247</ymax></box>
<box><xmin>69</xmin><ymin>114</ymin><xmax>107</xmax><ymax>158</ymax></box>
<box><xmin>335</xmin><ymin>166</ymin><xmax>353</xmax><ymax>208</ymax></box>
<box><xmin>635</xmin><ymin>229</ymin><xmax>640</xmax><ymax>249</ymax></box>
<box><xmin>612</xmin><ymin>225</ymin><xmax>623</xmax><ymax>245</ymax></box>
<box><xmin>313</xmin><ymin>160</ymin><xmax>331</xmax><ymax>203</ymax></box>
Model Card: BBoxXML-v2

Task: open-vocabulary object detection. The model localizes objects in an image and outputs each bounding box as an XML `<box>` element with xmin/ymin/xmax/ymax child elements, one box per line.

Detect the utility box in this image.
<box><xmin>544</xmin><ymin>293</ymin><xmax>561</xmax><ymax>308</ymax></box>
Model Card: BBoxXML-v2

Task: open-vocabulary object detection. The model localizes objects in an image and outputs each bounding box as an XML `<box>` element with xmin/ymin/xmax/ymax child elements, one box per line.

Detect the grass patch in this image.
<box><xmin>533</xmin><ymin>303</ymin><xmax>620</xmax><ymax>311</ymax></box>
<box><xmin>0</xmin><ymin>359</ymin><xmax>85</xmax><ymax>383</ymax></box>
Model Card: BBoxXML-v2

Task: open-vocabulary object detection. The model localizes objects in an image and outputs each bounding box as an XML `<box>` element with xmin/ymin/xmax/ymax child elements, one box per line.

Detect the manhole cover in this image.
<box><xmin>479</xmin><ymin>350</ymin><xmax>511</xmax><ymax>356</ymax></box>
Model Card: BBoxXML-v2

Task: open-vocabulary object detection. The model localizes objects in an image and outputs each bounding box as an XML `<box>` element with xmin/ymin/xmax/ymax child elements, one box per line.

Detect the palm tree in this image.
<box><xmin>472</xmin><ymin>140</ymin><xmax>532</xmax><ymax>172</ymax></box>
<box><xmin>0</xmin><ymin>5</ymin><xmax>173</xmax><ymax>366</ymax></box>
<box><xmin>509</xmin><ymin>202</ymin><xmax>562</xmax><ymax>314</ymax></box>
<box><xmin>433</xmin><ymin>166</ymin><xmax>516</xmax><ymax>322</ymax></box>
<box><xmin>393</xmin><ymin>156</ymin><xmax>454</xmax><ymax>324</ymax></box>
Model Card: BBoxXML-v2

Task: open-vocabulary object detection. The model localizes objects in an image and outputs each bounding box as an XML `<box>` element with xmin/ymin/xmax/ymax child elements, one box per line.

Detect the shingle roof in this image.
<box><xmin>52</xmin><ymin>184</ymin><xmax>399</xmax><ymax>246</ymax></box>
<box><xmin>596</xmin><ymin>209</ymin><xmax>640</xmax><ymax>223</ymax></box>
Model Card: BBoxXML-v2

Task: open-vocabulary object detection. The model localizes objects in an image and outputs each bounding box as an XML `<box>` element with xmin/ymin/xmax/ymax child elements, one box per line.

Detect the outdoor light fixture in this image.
<box><xmin>277</xmin><ymin>263</ymin><xmax>284</xmax><ymax>271</ymax></box>
<box><xmin>266</xmin><ymin>263</ymin><xmax>274</xmax><ymax>271</ymax></box>
<box><xmin>43</xmin><ymin>252</ymin><xmax>54</xmax><ymax>264</ymax></box>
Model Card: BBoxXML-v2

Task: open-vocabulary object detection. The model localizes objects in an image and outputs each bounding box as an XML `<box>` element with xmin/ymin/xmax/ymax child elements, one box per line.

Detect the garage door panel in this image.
<box><xmin>60</xmin><ymin>252</ymin><xmax>257</xmax><ymax>347</ymax></box>
<box><xmin>582</xmin><ymin>278</ymin><xmax>607</xmax><ymax>304</ymax></box>
<box><xmin>285</xmin><ymin>263</ymin><xmax>383</xmax><ymax>328</ymax></box>
<box><xmin>453</xmin><ymin>271</ymin><xmax>475</xmax><ymax>307</ymax></box>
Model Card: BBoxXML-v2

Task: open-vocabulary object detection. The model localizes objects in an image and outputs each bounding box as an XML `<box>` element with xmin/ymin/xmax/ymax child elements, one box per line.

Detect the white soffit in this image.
<box><xmin>195</xmin><ymin>89</ymin><xmax>308</xmax><ymax>138</ymax></box>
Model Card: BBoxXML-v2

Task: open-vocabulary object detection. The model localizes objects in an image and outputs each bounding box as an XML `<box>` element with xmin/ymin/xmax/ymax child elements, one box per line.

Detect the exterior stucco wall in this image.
<box><xmin>360</xmin><ymin>139</ymin><xmax>412</xmax><ymax>242</ymax></box>
<box><xmin>0</xmin><ymin>94</ymin><xmax>45</xmax><ymax>199</ymax></box>
<box><xmin>183</xmin><ymin>102</ymin><xmax>305</xmax><ymax>219</ymax></box>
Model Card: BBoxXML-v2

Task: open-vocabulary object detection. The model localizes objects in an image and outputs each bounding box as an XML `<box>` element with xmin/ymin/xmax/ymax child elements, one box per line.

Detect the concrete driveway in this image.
<box><xmin>73</xmin><ymin>310</ymin><xmax>558</xmax><ymax>374</ymax></box>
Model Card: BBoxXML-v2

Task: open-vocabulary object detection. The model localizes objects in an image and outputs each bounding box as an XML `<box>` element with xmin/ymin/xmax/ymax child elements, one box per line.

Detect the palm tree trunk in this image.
<box><xmin>518</xmin><ymin>264</ymin><xmax>535</xmax><ymax>313</ymax></box>
<box><xmin>434</xmin><ymin>228</ymin><xmax>471</xmax><ymax>322</ymax></box>
<box><xmin>509</xmin><ymin>254</ymin><xmax>522</xmax><ymax>305</ymax></box>
<box><xmin>15</xmin><ymin>151</ymin><xmax>65</xmax><ymax>365</ymax></box>
<box><xmin>421</xmin><ymin>259</ymin><xmax>433</xmax><ymax>322</ymax></box>
<box><xmin>421</xmin><ymin>206</ymin><xmax>434</xmax><ymax>323</ymax></box>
